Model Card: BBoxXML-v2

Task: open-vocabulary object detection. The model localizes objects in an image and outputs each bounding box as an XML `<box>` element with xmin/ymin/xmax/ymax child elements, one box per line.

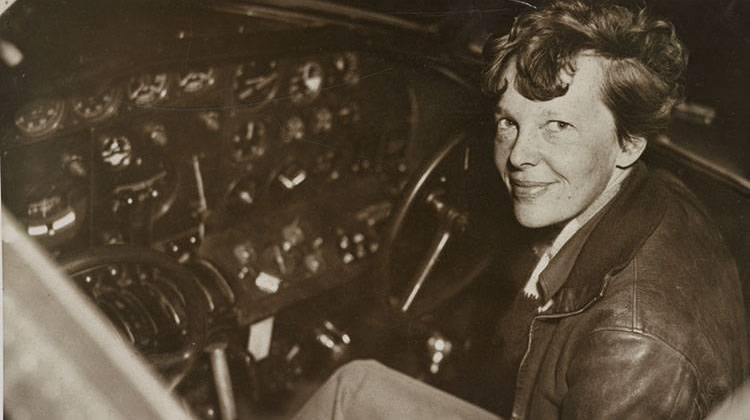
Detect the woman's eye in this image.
<box><xmin>494</xmin><ymin>118</ymin><xmax>517</xmax><ymax>143</ymax></box>
<box><xmin>545</xmin><ymin>120</ymin><xmax>571</xmax><ymax>133</ymax></box>
<box><xmin>496</xmin><ymin>118</ymin><xmax>516</xmax><ymax>131</ymax></box>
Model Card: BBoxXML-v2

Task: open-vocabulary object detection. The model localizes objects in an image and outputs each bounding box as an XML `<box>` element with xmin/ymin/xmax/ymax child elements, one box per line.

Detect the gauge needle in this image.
<box><xmin>192</xmin><ymin>156</ymin><xmax>208</xmax><ymax>242</ymax></box>
<box><xmin>305</xmin><ymin>77</ymin><xmax>322</xmax><ymax>92</ymax></box>
<box><xmin>192</xmin><ymin>156</ymin><xmax>208</xmax><ymax>213</ymax></box>
<box><xmin>255</xmin><ymin>73</ymin><xmax>278</xmax><ymax>88</ymax></box>
<box><xmin>273</xmin><ymin>245</ymin><xmax>288</xmax><ymax>275</ymax></box>
<box><xmin>239</xmin><ymin>74</ymin><xmax>277</xmax><ymax>100</ymax></box>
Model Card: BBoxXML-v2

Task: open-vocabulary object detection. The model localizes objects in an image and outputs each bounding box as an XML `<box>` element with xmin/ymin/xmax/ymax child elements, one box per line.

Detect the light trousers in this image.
<box><xmin>293</xmin><ymin>360</ymin><xmax>502</xmax><ymax>420</ymax></box>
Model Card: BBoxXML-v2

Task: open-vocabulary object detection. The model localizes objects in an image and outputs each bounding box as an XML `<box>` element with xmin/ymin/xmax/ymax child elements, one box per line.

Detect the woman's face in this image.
<box><xmin>494</xmin><ymin>55</ymin><xmax>632</xmax><ymax>228</ymax></box>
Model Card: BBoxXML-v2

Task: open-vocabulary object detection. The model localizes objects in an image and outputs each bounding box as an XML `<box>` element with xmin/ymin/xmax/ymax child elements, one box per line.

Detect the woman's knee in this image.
<box><xmin>331</xmin><ymin>359</ymin><xmax>383</xmax><ymax>382</ymax></box>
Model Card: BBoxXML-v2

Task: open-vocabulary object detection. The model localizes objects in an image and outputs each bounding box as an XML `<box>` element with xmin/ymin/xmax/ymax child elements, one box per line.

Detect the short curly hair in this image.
<box><xmin>482</xmin><ymin>0</ymin><xmax>688</xmax><ymax>145</ymax></box>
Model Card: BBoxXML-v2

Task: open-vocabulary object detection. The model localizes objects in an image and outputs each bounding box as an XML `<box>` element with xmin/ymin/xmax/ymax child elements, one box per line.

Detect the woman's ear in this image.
<box><xmin>615</xmin><ymin>135</ymin><xmax>647</xmax><ymax>168</ymax></box>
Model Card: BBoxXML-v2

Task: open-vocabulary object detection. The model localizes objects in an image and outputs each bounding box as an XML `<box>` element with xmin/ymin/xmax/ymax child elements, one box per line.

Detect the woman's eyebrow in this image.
<box><xmin>540</xmin><ymin>109</ymin><xmax>562</xmax><ymax>118</ymax></box>
<box><xmin>539</xmin><ymin>108</ymin><xmax>578</xmax><ymax>121</ymax></box>
<box><xmin>494</xmin><ymin>105</ymin><xmax>511</xmax><ymax>116</ymax></box>
<box><xmin>494</xmin><ymin>106</ymin><xmax>521</xmax><ymax>122</ymax></box>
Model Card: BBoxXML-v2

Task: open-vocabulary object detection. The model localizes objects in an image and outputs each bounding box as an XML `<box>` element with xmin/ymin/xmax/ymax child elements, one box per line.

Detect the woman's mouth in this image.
<box><xmin>509</xmin><ymin>179</ymin><xmax>555</xmax><ymax>200</ymax></box>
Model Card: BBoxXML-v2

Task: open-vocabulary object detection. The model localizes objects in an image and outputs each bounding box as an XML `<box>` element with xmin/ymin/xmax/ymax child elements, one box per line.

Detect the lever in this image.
<box><xmin>207</xmin><ymin>342</ymin><xmax>237</xmax><ymax>420</ymax></box>
<box><xmin>399</xmin><ymin>191</ymin><xmax>467</xmax><ymax>312</ymax></box>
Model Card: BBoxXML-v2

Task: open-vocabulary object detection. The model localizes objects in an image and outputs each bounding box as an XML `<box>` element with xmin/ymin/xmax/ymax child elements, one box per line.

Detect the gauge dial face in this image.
<box><xmin>71</xmin><ymin>87</ymin><xmax>120</xmax><ymax>121</ymax></box>
<box><xmin>277</xmin><ymin>161</ymin><xmax>307</xmax><ymax>190</ymax></box>
<box><xmin>234</xmin><ymin>60</ymin><xmax>279</xmax><ymax>105</ymax></box>
<box><xmin>127</xmin><ymin>73</ymin><xmax>169</xmax><ymax>105</ymax></box>
<box><xmin>15</xmin><ymin>99</ymin><xmax>65</xmax><ymax>137</ymax></box>
<box><xmin>27</xmin><ymin>194</ymin><xmax>62</xmax><ymax>220</ymax></box>
<box><xmin>198</xmin><ymin>111</ymin><xmax>221</xmax><ymax>131</ymax></box>
<box><xmin>313</xmin><ymin>107</ymin><xmax>333</xmax><ymax>134</ymax></box>
<box><xmin>23</xmin><ymin>180</ymin><xmax>86</xmax><ymax>240</ymax></box>
<box><xmin>280</xmin><ymin>116</ymin><xmax>305</xmax><ymax>143</ymax></box>
<box><xmin>232</xmin><ymin>120</ymin><xmax>267</xmax><ymax>161</ymax></box>
<box><xmin>290</xmin><ymin>61</ymin><xmax>324</xmax><ymax>104</ymax></box>
<box><xmin>63</xmin><ymin>153</ymin><xmax>88</xmax><ymax>178</ymax></box>
<box><xmin>178</xmin><ymin>67</ymin><xmax>216</xmax><ymax>94</ymax></box>
<box><xmin>143</xmin><ymin>122</ymin><xmax>169</xmax><ymax>147</ymax></box>
<box><xmin>108</xmin><ymin>155</ymin><xmax>176</xmax><ymax>221</ymax></box>
<box><xmin>230</xmin><ymin>177</ymin><xmax>258</xmax><ymax>207</ymax></box>
<box><xmin>334</xmin><ymin>52</ymin><xmax>359</xmax><ymax>85</ymax></box>
<box><xmin>26</xmin><ymin>198</ymin><xmax>80</xmax><ymax>237</ymax></box>
<box><xmin>99</xmin><ymin>134</ymin><xmax>133</xmax><ymax>169</ymax></box>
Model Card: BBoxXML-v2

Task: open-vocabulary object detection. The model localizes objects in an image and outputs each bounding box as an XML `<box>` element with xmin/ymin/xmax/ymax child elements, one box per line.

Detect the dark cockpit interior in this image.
<box><xmin>2</xmin><ymin>1</ymin><xmax>748</xmax><ymax>419</ymax></box>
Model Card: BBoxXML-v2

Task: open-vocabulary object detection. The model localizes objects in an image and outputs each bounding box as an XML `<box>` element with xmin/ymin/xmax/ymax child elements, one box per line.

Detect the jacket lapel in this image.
<box><xmin>541</xmin><ymin>163</ymin><xmax>668</xmax><ymax>315</ymax></box>
<box><xmin>511</xmin><ymin>164</ymin><xmax>670</xmax><ymax>419</ymax></box>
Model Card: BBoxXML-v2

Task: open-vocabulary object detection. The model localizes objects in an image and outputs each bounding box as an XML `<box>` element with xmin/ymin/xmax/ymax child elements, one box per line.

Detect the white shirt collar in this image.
<box><xmin>522</xmin><ymin>167</ymin><xmax>633</xmax><ymax>301</ymax></box>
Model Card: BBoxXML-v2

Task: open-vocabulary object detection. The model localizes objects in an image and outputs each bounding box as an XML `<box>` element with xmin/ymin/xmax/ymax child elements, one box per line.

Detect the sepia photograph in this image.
<box><xmin>2</xmin><ymin>0</ymin><xmax>749</xmax><ymax>418</ymax></box>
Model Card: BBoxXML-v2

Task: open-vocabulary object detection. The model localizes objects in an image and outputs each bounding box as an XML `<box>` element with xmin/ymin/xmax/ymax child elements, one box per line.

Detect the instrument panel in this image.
<box><xmin>2</xmin><ymin>51</ymin><xmax>420</xmax><ymax>321</ymax></box>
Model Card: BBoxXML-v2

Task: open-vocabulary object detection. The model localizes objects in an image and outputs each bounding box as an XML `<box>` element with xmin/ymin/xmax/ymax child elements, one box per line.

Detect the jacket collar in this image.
<box><xmin>537</xmin><ymin>163</ymin><xmax>668</xmax><ymax>316</ymax></box>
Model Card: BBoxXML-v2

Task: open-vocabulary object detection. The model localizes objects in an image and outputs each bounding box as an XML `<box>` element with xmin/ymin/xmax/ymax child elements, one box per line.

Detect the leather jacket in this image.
<box><xmin>510</xmin><ymin>163</ymin><xmax>748</xmax><ymax>419</ymax></box>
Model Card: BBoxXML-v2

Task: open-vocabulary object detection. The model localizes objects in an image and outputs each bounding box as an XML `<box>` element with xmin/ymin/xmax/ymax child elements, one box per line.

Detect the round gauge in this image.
<box><xmin>198</xmin><ymin>111</ymin><xmax>221</xmax><ymax>131</ymax></box>
<box><xmin>290</xmin><ymin>61</ymin><xmax>324</xmax><ymax>104</ymax></box>
<box><xmin>178</xmin><ymin>67</ymin><xmax>216</xmax><ymax>94</ymax></box>
<box><xmin>232</xmin><ymin>120</ymin><xmax>267</xmax><ymax>161</ymax></box>
<box><xmin>15</xmin><ymin>99</ymin><xmax>65</xmax><ymax>137</ymax></box>
<box><xmin>312</xmin><ymin>107</ymin><xmax>333</xmax><ymax>134</ymax></box>
<box><xmin>234</xmin><ymin>60</ymin><xmax>279</xmax><ymax>105</ymax></box>
<box><xmin>230</xmin><ymin>176</ymin><xmax>258</xmax><ymax>206</ymax></box>
<box><xmin>144</xmin><ymin>122</ymin><xmax>169</xmax><ymax>147</ymax></box>
<box><xmin>23</xmin><ymin>179</ymin><xmax>87</xmax><ymax>243</ymax></box>
<box><xmin>62</xmin><ymin>153</ymin><xmax>88</xmax><ymax>178</ymax></box>
<box><xmin>27</xmin><ymin>194</ymin><xmax>62</xmax><ymax>221</ymax></box>
<box><xmin>26</xmin><ymin>196</ymin><xmax>84</xmax><ymax>238</ymax></box>
<box><xmin>276</xmin><ymin>160</ymin><xmax>308</xmax><ymax>191</ymax></box>
<box><xmin>127</xmin><ymin>73</ymin><xmax>169</xmax><ymax>105</ymax></box>
<box><xmin>280</xmin><ymin>116</ymin><xmax>305</xmax><ymax>143</ymax></box>
<box><xmin>71</xmin><ymin>87</ymin><xmax>120</xmax><ymax>121</ymax></box>
<box><xmin>108</xmin><ymin>153</ymin><xmax>178</xmax><ymax>222</ymax></box>
<box><xmin>99</xmin><ymin>134</ymin><xmax>133</xmax><ymax>170</ymax></box>
<box><xmin>334</xmin><ymin>52</ymin><xmax>359</xmax><ymax>85</ymax></box>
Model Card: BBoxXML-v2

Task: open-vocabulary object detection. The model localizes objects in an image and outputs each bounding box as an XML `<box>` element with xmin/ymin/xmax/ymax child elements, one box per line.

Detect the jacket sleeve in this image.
<box><xmin>560</xmin><ymin>329</ymin><xmax>702</xmax><ymax>419</ymax></box>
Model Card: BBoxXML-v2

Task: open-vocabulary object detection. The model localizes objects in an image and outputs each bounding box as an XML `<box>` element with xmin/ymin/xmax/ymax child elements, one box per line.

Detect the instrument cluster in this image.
<box><xmin>9</xmin><ymin>52</ymin><xmax>362</xmax><ymax>141</ymax></box>
<box><xmin>3</xmin><ymin>50</ymin><xmax>415</xmax><ymax>318</ymax></box>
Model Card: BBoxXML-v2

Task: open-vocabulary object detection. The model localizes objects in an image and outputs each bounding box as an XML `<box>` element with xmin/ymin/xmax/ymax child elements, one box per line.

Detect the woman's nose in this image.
<box><xmin>508</xmin><ymin>128</ymin><xmax>541</xmax><ymax>169</ymax></box>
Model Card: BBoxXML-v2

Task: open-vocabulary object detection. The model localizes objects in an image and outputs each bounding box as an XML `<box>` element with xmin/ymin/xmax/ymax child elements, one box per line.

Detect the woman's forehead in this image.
<box><xmin>497</xmin><ymin>55</ymin><xmax>611</xmax><ymax>121</ymax></box>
